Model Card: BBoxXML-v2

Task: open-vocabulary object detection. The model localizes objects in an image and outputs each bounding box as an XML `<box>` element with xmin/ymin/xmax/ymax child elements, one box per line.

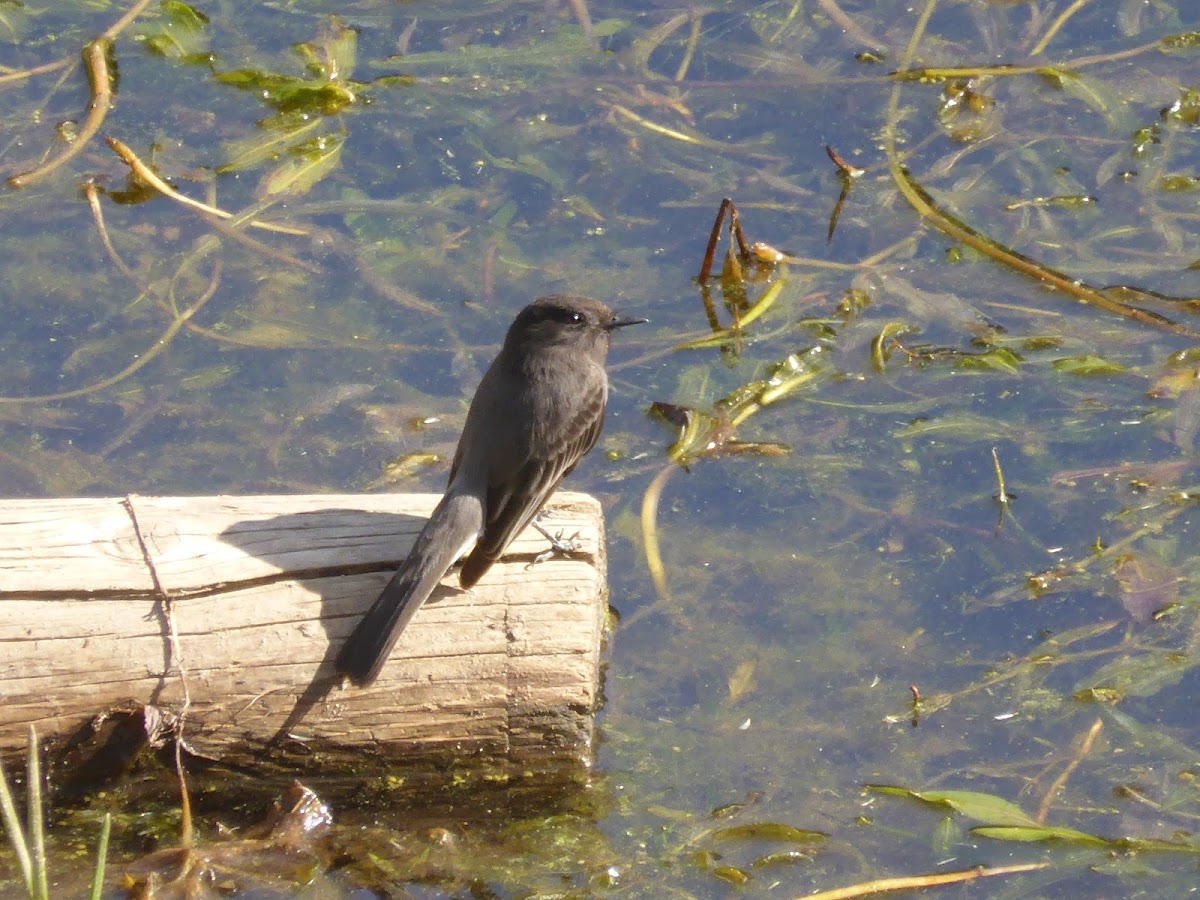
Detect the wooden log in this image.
<box><xmin>0</xmin><ymin>492</ymin><xmax>607</xmax><ymax>774</ymax></box>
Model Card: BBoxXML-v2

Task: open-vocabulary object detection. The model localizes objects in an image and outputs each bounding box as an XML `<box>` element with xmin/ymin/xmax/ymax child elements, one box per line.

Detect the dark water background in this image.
<box><xmin>1</xmin><ymin>0</ymin><xmax>1199</xmax><ymax>896</ymax></box>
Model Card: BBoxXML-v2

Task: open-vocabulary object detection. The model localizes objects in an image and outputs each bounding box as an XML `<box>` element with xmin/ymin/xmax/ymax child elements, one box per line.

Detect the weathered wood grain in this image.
<box><xmin>0</xmin><ymin>492</ymin><xmax>607</xmax><ymax>770</ymax></box>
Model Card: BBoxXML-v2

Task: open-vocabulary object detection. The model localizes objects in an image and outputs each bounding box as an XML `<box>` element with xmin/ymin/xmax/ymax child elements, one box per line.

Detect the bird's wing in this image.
<box><xmin>458</xmin><ymin>382</ymin><xmax>606</xmax><ymax>587</ymax></box>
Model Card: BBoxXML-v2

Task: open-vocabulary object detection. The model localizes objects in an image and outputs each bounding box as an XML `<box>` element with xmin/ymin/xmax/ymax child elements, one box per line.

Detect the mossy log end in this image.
<box><xmin>0</xmin><ymin>492</ymin><xmax>607</xmax><ymax>774</ymax></box>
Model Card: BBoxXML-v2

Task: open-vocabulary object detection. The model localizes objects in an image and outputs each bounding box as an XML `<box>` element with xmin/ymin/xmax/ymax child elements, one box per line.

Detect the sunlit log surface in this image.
<box><xmin>0</xmin><ymin>492</ymin><xmax>607</xmax><ymax>772</ymax></box>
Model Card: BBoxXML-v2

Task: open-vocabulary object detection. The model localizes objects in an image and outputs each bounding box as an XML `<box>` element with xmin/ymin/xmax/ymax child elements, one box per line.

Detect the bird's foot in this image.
<box><xmin>529</xmin><ymin>520</ymin><xmax>583</xmax><ymax>566</ymax></box>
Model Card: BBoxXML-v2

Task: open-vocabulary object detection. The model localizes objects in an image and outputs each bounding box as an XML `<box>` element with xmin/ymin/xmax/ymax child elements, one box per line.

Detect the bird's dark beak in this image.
<box><xmin>606</xmin><ymin>314</ymin><xmax>649</xmax><ymax>330</ymax></box>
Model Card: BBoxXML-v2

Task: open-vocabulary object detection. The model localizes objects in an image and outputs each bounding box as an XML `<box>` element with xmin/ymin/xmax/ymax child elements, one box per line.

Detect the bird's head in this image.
<box><xmin>503</xmin><ymin>294</ymin><xmax>646</xmax><ymax>356</ymax></box>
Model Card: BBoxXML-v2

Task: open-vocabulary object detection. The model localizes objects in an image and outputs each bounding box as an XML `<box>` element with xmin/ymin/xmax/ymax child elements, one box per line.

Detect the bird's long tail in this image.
<box><xmin>335</xmin><ymin>491</ymin><xmax>482</xmax><ymax>686</ymax></box>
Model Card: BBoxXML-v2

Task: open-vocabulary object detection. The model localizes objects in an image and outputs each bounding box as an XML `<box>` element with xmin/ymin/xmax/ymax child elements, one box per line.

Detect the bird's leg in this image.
<box><xmin>529</xmin><ymin>513</ymin><xmax>583</xmax><ymax>566</ymax></box>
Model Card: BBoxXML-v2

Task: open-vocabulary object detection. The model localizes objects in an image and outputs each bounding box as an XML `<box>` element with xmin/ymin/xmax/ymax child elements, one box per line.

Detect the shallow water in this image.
<box><xmin>1</xmin><ymin>0</ymin><xmax>1198</xmax><ymax>896</ymax></box>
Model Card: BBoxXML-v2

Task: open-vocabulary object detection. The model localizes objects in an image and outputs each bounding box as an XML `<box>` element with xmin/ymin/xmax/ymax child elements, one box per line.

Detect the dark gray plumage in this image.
<box><xmin>335</xmin><ymin>294</ymin><xmax>645</xmax><ymax>686</ymax></box>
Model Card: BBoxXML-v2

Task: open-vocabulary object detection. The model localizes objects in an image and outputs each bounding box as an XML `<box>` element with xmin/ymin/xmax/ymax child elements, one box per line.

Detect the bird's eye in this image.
<box><xmin>548</xmin><ymin>307</ymin><xmax>584</xmax><ymax>325</ymax></box>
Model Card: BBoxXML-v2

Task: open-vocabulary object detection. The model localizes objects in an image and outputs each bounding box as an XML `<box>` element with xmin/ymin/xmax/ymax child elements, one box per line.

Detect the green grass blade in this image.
<box><xmin>27</xmin><ymin>727</ymin><xmax>48</xmax><ymax>900</ymax></box>
<box><xmin>0</xmin><ymin>752</ymin><xmax>34</xmax><ymax>896</ymax></box>
<box><xmin>88</xmin><ymin>813</ymin><xmax>111</xmax><ymax>900</ymax></box>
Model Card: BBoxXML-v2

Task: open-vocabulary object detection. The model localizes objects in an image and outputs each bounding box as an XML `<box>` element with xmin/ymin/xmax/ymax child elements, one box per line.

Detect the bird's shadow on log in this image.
<box><xmin>216</xmin><ymin>506</ymin><xmax>445</xmax><ymax>748</ymax></box>
<box><xmin>215</xmin><ymin>503</ymin><xmax>582</xmax><ymax>753</ymax></box>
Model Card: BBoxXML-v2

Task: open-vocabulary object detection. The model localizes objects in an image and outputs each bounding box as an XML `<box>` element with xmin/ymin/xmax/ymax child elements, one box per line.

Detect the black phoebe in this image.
<box><xmin>336</xmin><ymin>294</ymin><xmax>646</xmax><ymax>686</ymax></box>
